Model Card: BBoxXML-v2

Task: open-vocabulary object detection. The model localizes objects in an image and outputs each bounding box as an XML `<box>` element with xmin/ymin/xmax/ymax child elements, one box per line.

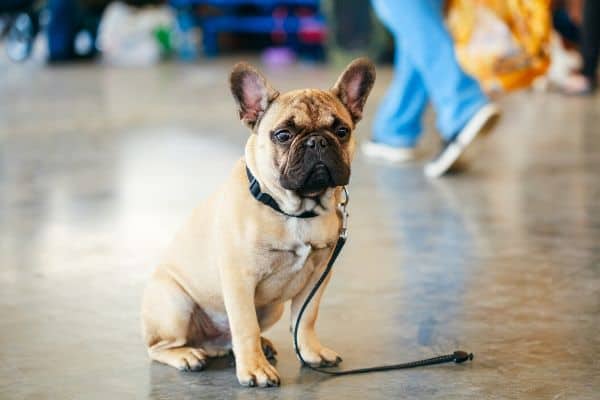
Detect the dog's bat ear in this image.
<box><xmin>331</xmin><ymin>58</ymin><xmax>376</xmax><ymax>123</ymax></box>
<box><xmin>230</xmin><ymin>62</ymin><xmax>279</xmax><ymax>129</ymax></box>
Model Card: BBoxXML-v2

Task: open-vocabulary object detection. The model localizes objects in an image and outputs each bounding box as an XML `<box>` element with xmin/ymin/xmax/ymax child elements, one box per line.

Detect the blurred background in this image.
<box><xmin>0</xmin><ymin>0</ymin><xmax>576</xmax><ymax>77</ymax></box>
<box><xmin>0</xmin><ymin>1</ymin><xmax>599</xmax><ymax>399</ymax></box>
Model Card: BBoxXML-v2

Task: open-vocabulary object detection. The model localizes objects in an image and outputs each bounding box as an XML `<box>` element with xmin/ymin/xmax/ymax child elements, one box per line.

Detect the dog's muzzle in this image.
<box><xmin>300</xmin><ymin>162</ymin><xmax>334</xmax><ymax>195</ymax></box>
<box><xmin>280</xmin><ymin>133</ymin><xmax>350</xmax><ymax>196</ymax></box>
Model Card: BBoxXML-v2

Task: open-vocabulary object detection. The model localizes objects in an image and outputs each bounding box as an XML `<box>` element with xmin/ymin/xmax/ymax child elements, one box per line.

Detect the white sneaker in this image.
<box><xmin>424</xmin><ymin>103</ymin><xmax>500</xmax><ymax>178</ymax></box>
<box><xmin>361</xmin><ymin>140</ymin><xmax>417</xmax><ymax>163</ymax></box>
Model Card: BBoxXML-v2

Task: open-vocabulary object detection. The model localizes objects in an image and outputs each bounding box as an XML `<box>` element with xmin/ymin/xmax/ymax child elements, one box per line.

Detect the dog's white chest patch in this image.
<box><xmin>290</xmin><ymin>243</ymin><xmax>312</xmax><ymax>272</ymax></box>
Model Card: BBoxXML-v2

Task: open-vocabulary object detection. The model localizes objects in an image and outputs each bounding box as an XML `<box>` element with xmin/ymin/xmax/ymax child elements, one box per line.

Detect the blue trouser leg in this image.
<box><xmin>371</xmin><ymin>0</ymin><xmax>489</xmax><ymax>143</ymax></box>
<box><xmin>372</xmin><ymin>35</ymin><xmax>429</xmax><ymax>147</ymax></box>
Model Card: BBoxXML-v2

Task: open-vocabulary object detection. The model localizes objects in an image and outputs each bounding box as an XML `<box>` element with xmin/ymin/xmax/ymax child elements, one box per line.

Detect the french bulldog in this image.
<box><xmin>141</xmin><ymin>58</ymin><xmax>375</xmax><ymax>387</ymax></box>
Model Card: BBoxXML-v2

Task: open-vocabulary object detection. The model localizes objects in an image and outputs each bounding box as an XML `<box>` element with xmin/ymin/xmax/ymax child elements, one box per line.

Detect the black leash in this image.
<box><xmin>246</xmin><ymin>165</ymin><xmax>474</xmax><ymax>376</ymax></box>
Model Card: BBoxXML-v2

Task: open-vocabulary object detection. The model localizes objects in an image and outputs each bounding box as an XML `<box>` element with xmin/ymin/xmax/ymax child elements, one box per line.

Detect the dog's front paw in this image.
<box><xmin>300</xmin><ymin>345</ymin><xmax>342</xmax><ymax>368</ymax></box>
<box><xmin>236</xmin><ymin>356</ymin><xmax>280</xmax><ymax>387</ymax></box>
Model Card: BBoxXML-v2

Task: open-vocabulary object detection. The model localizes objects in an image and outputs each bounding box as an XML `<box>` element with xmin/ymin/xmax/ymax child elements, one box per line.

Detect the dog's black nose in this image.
<box><xmin>306</xmin><ymin>135</ymin><xmax>328</xmax><ymax>149</ymax></box>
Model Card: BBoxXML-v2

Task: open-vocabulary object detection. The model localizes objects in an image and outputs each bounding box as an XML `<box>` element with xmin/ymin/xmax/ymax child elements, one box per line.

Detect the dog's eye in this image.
<box><xmin>274</xmin><ymin>129</ymin><xmax>292</xmax><ymax>143</ymax></box>
<box><xmin>335</xmin><ymin>126</ymin><xmax>349</xmax><ymax>138</ymax></box>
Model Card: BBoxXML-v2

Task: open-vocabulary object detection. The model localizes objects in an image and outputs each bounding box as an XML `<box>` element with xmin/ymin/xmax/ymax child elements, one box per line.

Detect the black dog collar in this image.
<box><xmin>246</xmin><ymin>166</ymin><xmax>319</xmax><ymax>219</ymax></box>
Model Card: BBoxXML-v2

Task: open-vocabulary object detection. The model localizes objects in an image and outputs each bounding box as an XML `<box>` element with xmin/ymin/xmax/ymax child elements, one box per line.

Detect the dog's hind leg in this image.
<box><xmin>141</xmin><ymin>270</ymin><xmax>209</xmax><ymax>371</ymax></box>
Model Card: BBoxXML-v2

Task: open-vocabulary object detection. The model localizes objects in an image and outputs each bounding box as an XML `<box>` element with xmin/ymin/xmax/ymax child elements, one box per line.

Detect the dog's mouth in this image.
<box><xmin>297</xmin><ymin>163</ymin><xmax>334</xmax><ymax>197</ymax></box>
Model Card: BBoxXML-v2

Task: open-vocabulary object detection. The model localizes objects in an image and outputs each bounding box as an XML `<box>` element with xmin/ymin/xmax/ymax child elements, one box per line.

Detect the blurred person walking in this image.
<box><xmin>363</xmin><ymin>0</ymin><xmax>500</xmax><ymax>178</ymax></box>
<box><xmin>562</xmin><ymin>0</ymin><xmax>600</xmax><ymax>94</ymax></box>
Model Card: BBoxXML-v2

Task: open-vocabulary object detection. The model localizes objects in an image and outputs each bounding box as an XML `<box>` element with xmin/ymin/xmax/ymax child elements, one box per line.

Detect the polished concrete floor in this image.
<box><xmin>1</xmin><ymin>57</ymin><xmax>599</xmax><ymax>400</ymax></box>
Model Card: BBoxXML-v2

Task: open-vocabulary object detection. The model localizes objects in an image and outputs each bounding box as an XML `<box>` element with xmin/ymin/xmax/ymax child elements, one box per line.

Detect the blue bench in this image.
<box><xmin>169</xmin><ymin>0</ymin><xmax>325</xmax><ymax>58</ymax></box>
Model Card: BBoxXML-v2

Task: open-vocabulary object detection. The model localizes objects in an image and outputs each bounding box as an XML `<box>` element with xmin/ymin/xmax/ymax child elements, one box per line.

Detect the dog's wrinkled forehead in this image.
<box><xmin>267</xmin><ymin>89</ymin><xmax>353</xmax><ymax>132</ymax></box>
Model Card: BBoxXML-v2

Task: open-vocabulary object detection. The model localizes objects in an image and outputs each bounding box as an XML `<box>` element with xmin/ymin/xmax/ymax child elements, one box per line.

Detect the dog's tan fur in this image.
<box><xmin>141</xmin><ymin>58</ymin><xmax>375</xmax><ymax>387</ymax></box>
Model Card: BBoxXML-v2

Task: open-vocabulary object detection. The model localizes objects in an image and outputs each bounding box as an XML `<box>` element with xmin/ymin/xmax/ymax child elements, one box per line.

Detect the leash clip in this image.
<box><xmin>338</xmin><ymin>187</ymin><xmax>349</xmax><ymax>239</ymax></box>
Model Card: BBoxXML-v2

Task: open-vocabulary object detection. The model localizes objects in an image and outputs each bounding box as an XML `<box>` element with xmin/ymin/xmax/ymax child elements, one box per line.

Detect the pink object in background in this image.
<box><xmin>261</xmin><ymin>46</ymin><xmax>297</xmax><ymax>67</ymax></box>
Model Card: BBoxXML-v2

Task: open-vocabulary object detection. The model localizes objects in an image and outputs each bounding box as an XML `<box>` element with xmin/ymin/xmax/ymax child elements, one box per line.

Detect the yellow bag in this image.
<box><xmin>446</xmin><ymin>0</ymin><xmax>552</xmax><ymax>91</ymax></box>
